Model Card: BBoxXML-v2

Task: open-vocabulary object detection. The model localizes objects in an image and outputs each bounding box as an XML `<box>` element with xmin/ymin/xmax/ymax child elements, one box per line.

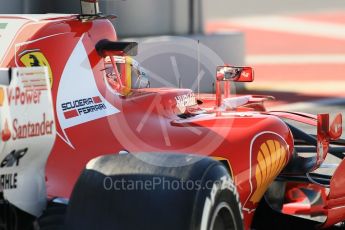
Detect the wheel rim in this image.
<box><xmin>210</xmin><ymin>202</ymin><xmax>237</xmax><ymax>230</ymax></box>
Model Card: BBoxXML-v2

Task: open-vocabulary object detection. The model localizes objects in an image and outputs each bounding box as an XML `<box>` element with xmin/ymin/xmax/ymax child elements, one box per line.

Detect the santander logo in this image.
<box><xmin>1</xmin><ymin>120</ymin><xmax>11</xmax><ymax>142</ymax></box>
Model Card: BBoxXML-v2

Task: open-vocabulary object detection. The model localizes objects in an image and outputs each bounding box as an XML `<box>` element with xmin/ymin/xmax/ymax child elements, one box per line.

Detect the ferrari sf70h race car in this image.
<box><xmin>0</xmin><ymin>1</ymin><xmax>345</xmax><ymax>230</ymax></box>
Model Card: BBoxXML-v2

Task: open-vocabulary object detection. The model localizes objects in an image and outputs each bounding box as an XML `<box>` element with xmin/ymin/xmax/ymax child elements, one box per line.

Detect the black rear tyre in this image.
<box><xmin>65</xmin><ymin>153</ymin><xmax>243</xmax><ymax>230</ymax></box>
<box><xmin>0</xmin><ymin>198</ymin><xmax>35</xmax><ymax>230</ymax></box>
<box><xmin>35</xmin><ymin>202</ymin><xmax>66</xmax><ymax>230</ymax></box>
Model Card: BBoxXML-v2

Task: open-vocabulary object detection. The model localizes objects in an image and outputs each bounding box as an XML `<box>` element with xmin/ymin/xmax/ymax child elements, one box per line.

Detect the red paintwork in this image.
<box><xmin>329</xmin><ymin>113</ymin><xmax>342</xmax><ymax>140</ymax></box>
<box><xmin>324</xmin><ymin>155</ymin><xmax>345</xmax><ymax>227</ymax></box>
<box><xmin>268</xmin><ymin>111</ymin><xmax>317</xmax><ymax>126</ymax></box>
<box><xmin>0</xmin><ymin>15</ymin><xmax>343</xmax><ymax>229</ymax></box>
<box><xmin>283</xmin><ymin>183</ymin><xmax>327</xmax><ymax>216</ymax></box>
<box><xmin>282</xmin><ymin>156</ymin><xmax>345</xmax><ymax>228</ymax></box>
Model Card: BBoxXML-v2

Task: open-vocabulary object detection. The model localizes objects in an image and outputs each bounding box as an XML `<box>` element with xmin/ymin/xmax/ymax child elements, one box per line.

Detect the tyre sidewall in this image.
<box><xmin>193</xmin><ymin>164</ymin><xmax>243</xmax><ymax>230</ymax></box>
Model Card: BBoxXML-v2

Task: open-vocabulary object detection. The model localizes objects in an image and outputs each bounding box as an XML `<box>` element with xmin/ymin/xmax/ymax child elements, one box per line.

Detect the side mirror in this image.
<box><xmin>214</xmin><ymin>65</ymin><xmax>254</xmax><ymax>108</ymax></box>
<box><xmin>216</xmin><ymin>66</ymin><xmax>254</xmax><ymax>82</ymax></box>
<box><xmin>318</xmin><ymin>113</ymin><xmax>343</xmax><ymax>141</ymax></box>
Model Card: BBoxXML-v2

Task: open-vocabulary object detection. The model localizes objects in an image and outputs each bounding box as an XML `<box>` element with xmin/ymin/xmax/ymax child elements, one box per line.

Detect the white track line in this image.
<box><xmin>246</xmin><ymin>82</ymin><xmax>345</xmax><ymax>93</ymax></box>
<box><xmin>247</xmin><ymin>54</ymin><xmax>345</xmax><ymax>65</ymax></box>
<box><xmin>220</xmin><ymin>16</ymin><xmax>345</xmax><ymax>40</ymax></box>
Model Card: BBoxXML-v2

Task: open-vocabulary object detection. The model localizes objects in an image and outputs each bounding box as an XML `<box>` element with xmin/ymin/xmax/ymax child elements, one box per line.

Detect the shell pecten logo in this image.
<box><xmin>0</xmin><ymin>88</ymin><xmax>4</xmax><ymax>106</ymax></box>
<box><xmin>250</xmin><ymin>139</ymin><xmax>287</xmax><ymax>204</ymax></box>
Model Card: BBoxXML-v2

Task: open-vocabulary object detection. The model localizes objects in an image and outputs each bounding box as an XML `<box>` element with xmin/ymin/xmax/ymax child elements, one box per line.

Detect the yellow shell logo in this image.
<box><xmin>20</xmin><ymin>51</ymin><xmax>53</xmax><ymax>87</ymax></box>
<box><xmin>0</xmin><ymin>88</ymin><xmax>4</xmax><ymax>106</ymax></box>
<box><xmin>250</xmin><ymin>139</ymin><xmax>287</xmax><ymax>204</ymax></box>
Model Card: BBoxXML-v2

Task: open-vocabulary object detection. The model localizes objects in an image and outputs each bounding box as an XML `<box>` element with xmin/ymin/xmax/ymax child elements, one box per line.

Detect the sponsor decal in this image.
<box><xmin>0</xmin><ymin>173</ymin><xmax>17</xmax><ymax>190</ymax></box>
<box><xmin>200</xmin><ymin>176</ymin><xmax>242</xmax><ymax>230</ymax></box>
<box><xmin>0</xmin><ymin>148</ymin><xmax>28</xmax><ymax>168</ymax></box>
<box><xmin>61</xmin><ymin>96</ymin><xmax>106</xmax><ymax>119</ymax></box>
<box><xmin>175</xmin><ymin>93</ymin><xmax>197</xmax><ymax>113</ymax></box>
<box><xmin>0</xmin><ymin>67</ymin><xmax>55</xmax><ymax>215</ymax></box>
<box><xmin>12</xmin><ymin>113</ymin><xmax>54</xmax><ymax>140</ymax></box>
<box><xmin>2</xmin><ymin>119</ymin><xmax>11</xmax><ymax>142</ymax></box>
<box><xmin>0</xmin><ymin>149</ymin><xmax>28</xmax><ymax>190</ymax></box>
<box><xmin>105</xmin><ymin>56</ymin><xmax>126</xmax><ymax>64</ymax></box>
<box><xmin>19</xmin><ymin>50</ymin><xmax>53</xmax><ymax>87</ymax></box>
<box><xmin>242</xmin><ymin>132</ymin><xmax>290</xmax><ymax>213</ymax></box>
<box><xmin>0</xmin><ymin>88</ymin><xmax>4</xmax><ymax>106</ymax></box>
<box><xmin>0</xmin><ymin>23</ymin><xmax>7</xmax><ymax>29</ymax></box>
<box><xmin>241</xmin><ymin>70</ymin><xmax>250</xmax><ymax>78</ymax></box>
<box><xmin>250</xmin><ymin>138</ymin><xmax>287</xmax><ymax>204</ymax></box>
<box><xmin>8</xmin><ymin>86</ymin><xmax>43</xmax><ymax>106</ymax></box>
<box><xmin>56</xmin><ymin>36</ymin><xmax>120</xmax><ymax>148</ymax></box>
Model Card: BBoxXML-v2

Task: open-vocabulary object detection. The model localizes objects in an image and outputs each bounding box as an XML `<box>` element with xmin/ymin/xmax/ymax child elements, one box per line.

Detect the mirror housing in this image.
<box><xmin>215</xmin><ymin>65</ymin><xmax>254</xmax><ymax>108</ymax></box>
<box><xmin>216</xmin><ymin>66</ymin><xmax>254</xmax><ymax>82</ymax></box>
<box><xmin>318</xmin><ymin>113</ymin><xmax>343</xmax><ymax>141</ymax></box>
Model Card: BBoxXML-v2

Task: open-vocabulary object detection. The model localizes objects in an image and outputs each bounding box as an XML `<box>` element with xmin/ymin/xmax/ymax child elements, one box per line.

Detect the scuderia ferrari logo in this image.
<box><xmin>61</xmin><ymin>96</ymin><xmax>107</xmax><ymax>119</ymax></box>
<box><xmin>19</xmin><ymin>50</ymin><xmax>53</xmax><ymax>87</ymax></box>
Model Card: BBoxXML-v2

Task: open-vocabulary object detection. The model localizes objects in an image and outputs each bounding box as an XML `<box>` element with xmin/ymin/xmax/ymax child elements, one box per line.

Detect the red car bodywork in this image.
<box><xmin>1</xmin><ymin>15</ymin><xmax>344</xmax><ymax>229</ymax></box>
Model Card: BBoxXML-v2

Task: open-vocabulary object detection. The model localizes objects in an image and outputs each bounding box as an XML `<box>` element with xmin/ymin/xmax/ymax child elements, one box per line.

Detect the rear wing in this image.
<box><xmin>0</xmin><ymin>67</ymin><xmax>56</xmax><ymax>217</ymax></box>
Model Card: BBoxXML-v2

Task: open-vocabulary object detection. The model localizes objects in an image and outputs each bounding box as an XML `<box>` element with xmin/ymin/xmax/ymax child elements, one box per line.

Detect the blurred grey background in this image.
<box><xmin>2</xmin><ymin>0</ymin><xmax>345</xmax><ymax>37</ymax></box>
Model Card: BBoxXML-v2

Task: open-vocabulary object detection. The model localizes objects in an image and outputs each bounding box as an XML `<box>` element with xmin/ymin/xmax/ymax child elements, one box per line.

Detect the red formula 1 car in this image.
<box><xmin>0</xmin><ymin>1</ymin><xmax>345</xmax><ymax>230</ymax></box>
